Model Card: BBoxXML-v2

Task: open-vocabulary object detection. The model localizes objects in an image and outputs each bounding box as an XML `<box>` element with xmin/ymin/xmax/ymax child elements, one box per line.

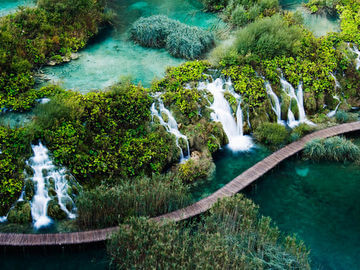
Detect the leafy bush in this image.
<box><xmin>0</xmin><ymin>127</ymin><xmax>32</xmax><ymax>216</ymax></box>
<box><xmin>130</xmin><ymin>15</ymin><xmax>214</xmax><ymax>59</ymax></box>
<box><xmin>0</xmin><ymin>0</ymin><xmax>105</xmax><ymax>110</ymax></box>
<box><xmin>76</xmin><ymin>174</ymin><xmax>190</xmax><ymax>229</ymax></box>
<box><xmin>177</xmin><ymin>153</ymin><xmax>215</xmax><ymax>183</ymax></box>
<box><xmin>234</xmin><ymin>15</ymin><xmax>304</xmax><ymax>61</ymax></box>
<box><xmin>108</xmin><ymin>194</ymin><xmax>310</xmax><ymax>269</ymax></box>
<box><xmin>303</xmin><ymin>136</ymin><xmax>360</xmax><ymax>162</ymax></box>
<box><xmin>335</xmin><ymin>110</ymin><xmax>358</xmax><ymax>123</ymax></box>
<box><xmin>254</xmin><ymin>122</ymin><xmax>289</xmax><ymax>148</ymax></box>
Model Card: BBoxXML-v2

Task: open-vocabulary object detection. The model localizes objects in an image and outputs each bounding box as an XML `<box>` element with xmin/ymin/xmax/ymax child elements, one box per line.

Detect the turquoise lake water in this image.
<box><xmin>39</xmin><ymin>0</ymin><xmax>222</xmax><ymax>92</ymax></box>
<box><xmin>0</xmin><ymin>0</ymin><xmax>34</xmax><ymax>16</ymax></box>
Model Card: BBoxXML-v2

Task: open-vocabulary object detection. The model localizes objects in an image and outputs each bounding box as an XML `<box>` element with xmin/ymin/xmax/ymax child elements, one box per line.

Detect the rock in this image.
<box><xmin>47</xmin><ymin>200</ymin><xmax>67</xmax><ymax>220</ymax></box>
<box><xmin>47</xmin><ymin>60</ymin><xmax>57</xmax><ymax>66</ymax></box>
<box><xmin>7</xmin><ymin>202</ymin><xmax>32</xmax><ymax>224</ymax></box>
<box><xmin>24</xmin><ymin>165</ymin><xmax>34</xmax><ymax>176</ymax></box>
<box><xmin>42</xmin><ymin>169</ymin><xmax>48</xmax><ymax>177</ymax></box>
<box><xmin>48</xmin><ymin>187</ymin><xmax>57</xmax><ymax>198</ymax></box>
<box><xmin>24</xmin><ymin>180</ymin><xmax>35</xmax><ymax>201</ymax></box>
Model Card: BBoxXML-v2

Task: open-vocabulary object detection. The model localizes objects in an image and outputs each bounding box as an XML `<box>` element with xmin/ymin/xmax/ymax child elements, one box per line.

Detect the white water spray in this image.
<box><xmin>280</xmin><ymin>78</ymin><xmax>315</xmax><ymax>128</ymax></box>
<box><xmin>327</xmin><ymin>74</ymin><xmax>342</xmax><ymax>118</ymax></box>
<box><xmin>151</xmin><ymin>100</ymin><xmax>190</xmax><ymax>162</ymax></box>
<box><xmin>199</xmin><ymin>78</ymin><xmax>253</xmax><ymax>151</ymax></box>
<box><xmin>349</xmin><ymin>44</ymin><xmax>360</xmax><ymax>70</ymax></box>
<box><xmin>27</xmin><ymin>143</ymin><xmax>77</xmax><ymax>229</ymax></box>
<box><xmin>265</xmin><ymin>82</ymin><xmax>283</xmax><ymax>125</ymax></box>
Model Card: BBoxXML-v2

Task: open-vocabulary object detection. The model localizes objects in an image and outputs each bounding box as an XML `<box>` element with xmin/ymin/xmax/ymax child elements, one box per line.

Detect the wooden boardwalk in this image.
<box><xmin>1</xmin><ymin>122</ymin><xmax>360</xmax><ymax>246</ymax></box>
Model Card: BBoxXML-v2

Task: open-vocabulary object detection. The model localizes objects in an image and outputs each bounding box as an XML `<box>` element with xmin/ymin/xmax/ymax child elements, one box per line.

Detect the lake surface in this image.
<box><xmin>39</xmin><ymin>0</ymin><xmax>222</xmax><ymax>92</ymax></box>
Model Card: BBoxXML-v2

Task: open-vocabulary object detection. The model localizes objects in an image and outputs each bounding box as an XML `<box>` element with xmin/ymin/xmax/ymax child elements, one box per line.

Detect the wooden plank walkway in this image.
<box><xmin>1</xmin><ymin>122</ymin><xmax>360</xmax><ymax>246</ymax></box>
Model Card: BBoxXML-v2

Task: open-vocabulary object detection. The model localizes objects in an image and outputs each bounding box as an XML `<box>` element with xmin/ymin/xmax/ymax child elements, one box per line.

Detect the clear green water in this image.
<box><xmin>244</xmin><ymin>157</ymin><xmax>360</xmax><ymax>269</ymax></box>
<box><xmin>280</xmin><ymin>0</ymin><xmax>340</xmax><ymax>37</ymax></box>
<box><xmin>39</xmin><ymin>0</ymin><xmax>222</xmax><ymax>92</ymax></box>
<box><xmin>0</xmin><ymin>0</ymin><xmax>35</xmax><ymax>17</ymax></box>
<box><xmin>0</xmin><ymin>245</ymin><xmax>109</xmax><ymax>270</ymax></box>
<box><xmin>191</xmin><ymin>145</ymin><xmax>271</xmax><ymax>201</ymax></box>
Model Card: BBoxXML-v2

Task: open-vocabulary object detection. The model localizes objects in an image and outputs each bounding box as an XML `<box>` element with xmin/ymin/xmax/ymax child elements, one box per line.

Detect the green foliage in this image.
<box><xmin>305</xmin><ymin>0</ymin><xmax>340</xmax><ymax>16</ymax></box>
<box><xmin>202</xmin><ymin>0</ymin><xmax>279</xmax><ymax>27</ymax></box>
<box><xmin>0</xmin><ymin>127</ymin><xmax>31</xmax><ymax>216</ymax></box>
<box><xmin>304</xmin><ymin>136</ymin><xmax>360</xmax><ymax>162</ymax></box>
<box><xmin>338</xmin><ymin>0</ymin><xmax>360</xmax><ymax>45</ymax></box>
<box><xmin>234</xmin><ymin>15</ymin><xmax>304</xmax><ymax>61</ymax></box>
<box><xmin>76</xmin><ymin>174</ymin><xmax>190</xmax><ymax>229</ymax></box>
<box><xmin>222</xmin><ymin>65</ymin><xmax>266</xmax><ymax>109</ymax></box>
<box><xmin>335</xmin><ymin>110</ymin><xmax>358</xmax><ymax>123</ymax></box>
<box><xmin>108</xmin><ymin>194</ymin><xmax>310</xmax><ymax>269</ymax></box>
<box><xmin>130</xmin><ymin>15</ymin><xmax>214</xmax><ymax>60</ymax></box>
<box><xmin>28</xmin><ymin>82</ymin><xmax>178</xmax><ymax>185</ymax></box>
<box><xmin>7</xmin><ymin>201</ymin><xmax>32</xmax><ymax>224</ymax></box>
<box><xmin>0</xmin><ymin>0</ymin><xmax>105</xmax><ymax>110</ymax></box>
<box><xmin>177</xmin><ymin>154</ymin><xmax>214</xmax><ymax>183</ymax></box>
<box><xmin>153</xmin><ymin>61</ymin><xmax>210</xmax><ymax>121</ymax></box>
<box><xmin>254</xmin><ymin>122</ymin><xmax>289</xmax><ymax>148</ymax></box>
<box><xmin>290</xmin><ymin>123</ymin><xmax>315</xmax><ymax>141</ymax></box>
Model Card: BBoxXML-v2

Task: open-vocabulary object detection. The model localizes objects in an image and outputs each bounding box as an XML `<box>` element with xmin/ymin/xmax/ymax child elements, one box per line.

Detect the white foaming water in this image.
<box><xmin>327</xmin><ymin>74</ymin><xmax>341</xmax><ymax>118</ymax></box>
<box><xmin>349</xmin><ymin>44</ymin><xmax>360</xmax><ymax>70</ymax></box>
<box><xmin>265</xmin><ymin>82</ymin><xmax>284</xmax><ymax>125</ymax></box>
<box><xmin>151</xmin><ymin>100</ymin><xmax>190</xmax><ymax>162</ymax></box>
<box><xmin>280</xmin><ymin>78</ymin><xmax>315</xmax><ymax>128</ymax></box>
<box><xmin>199</xmin><ymin>78</ymin><xmax>253</xmax><ymax>152</ymax></box>
<box><xmin>0</xmin><ymin>216</ymin><xmax>7</xmax><ymax>222</ymax></box>
<box><xmin>28</xmin><ymin>143</ymin><xmax>77</xmax><ymax>229</ymax></box>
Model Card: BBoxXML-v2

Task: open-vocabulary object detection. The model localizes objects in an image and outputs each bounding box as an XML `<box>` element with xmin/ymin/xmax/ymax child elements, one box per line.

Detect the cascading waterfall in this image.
<box><xmin>265</xmin><ymin>82</ymin><xmax>283</xmax><ymax>125</ymax></box>
<box><xmin>27</xmin><ymin>143</ymin><xmax>77</xmax><ymax>229</ymax></box>
<box><xmin>349</xmin><ymin>44</ymin><xmax>360</xmax><ymax>70</ymax></box>
<box><xmin>327</xmin><ymin>73</ymin><xmax>342</xmax><ymax>118</ymax></box>
<box><xmin>151</xmin><ymin>99</ymin><xmax>190</xmax><ymax>162</ymax></box>
<box><xmin>199</xmin><ymin>78</ymin><xmax>253</xmax><ymax>151</ymax></box>
<box><xmin>280</xmin><ymin>78</ymin><xmax>315</xmax><ymax>128</ymax></box>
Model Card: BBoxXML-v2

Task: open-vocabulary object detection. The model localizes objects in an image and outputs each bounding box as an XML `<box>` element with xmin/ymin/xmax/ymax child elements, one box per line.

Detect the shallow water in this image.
<box><xmin>244</xmin><ymin>157</ymin><xmax>360</xmax><ymax>269</ymax></box>
<box><xmin>281</xmin><ymin>0</ymin><xmax>340</xmax><ymax>37</ymax></box>
<box><xmin>39</xmin><ymin>0</ymin><xmax>222</xmax><ymax>92</ymax></box>
<box><xmin>191</xmin><ymin>145</ymin><xmax>271</xmax><ymax>201</ymax></box>
<box><xmin>0</xmin><ymin>0</ymin><xmax>35</xmax><ymax>16</ymax></box>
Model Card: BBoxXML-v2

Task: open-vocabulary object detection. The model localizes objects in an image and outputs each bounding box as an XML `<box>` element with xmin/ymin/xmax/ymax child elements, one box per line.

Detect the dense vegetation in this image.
<box><xmin>130</xmin><ymin>15</ymin><xmax>214</xmax><ymax>59</ymax></box>
<box><xmin>303</xmin><ymin>136</ymin><xmax>360</xmax><ymax>161</ymax></box>
<box><xmin>76</xmin><ymin>174</ymin><xmax>189</xmax><ymax>229</ymax></box>
<box><xmin>108</xmin><ymin>194</ymin><xmax>311</xmax><ymax>269</ymax></box>
<box><xmin>202</xmin><ymin>0</ymin><xmax>279</xmax><ymax>27</ymax></box>
<box><xmin>0</xmin><ymin>0</ymin><xmax>105</xmax><ymax>111</ymax></box>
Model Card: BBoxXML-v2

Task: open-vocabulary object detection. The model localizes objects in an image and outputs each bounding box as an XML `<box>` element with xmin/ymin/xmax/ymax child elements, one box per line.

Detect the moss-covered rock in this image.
<box><xmin>304</xmin><ymin>91</ymin><xmax>317</xmax><ymax>114</ymax></box>
<box><xmin>7</xmin><ymin>201</ymin><xmax>32</xmax><ymax>224</ymax></box>
<box><xmin>177</xmin><ymin>151</ymin><xmax>215</xmax><ymax>183</ymax></box>
<box><xmin>290</xmin><ymin>98</ymin><xmax>299</xmax><ymax>120</ymax></box>
<box><xmin>254</xmin><ymin>122</ymin><xmax>289</xmax><ymax>149</ymax></box>
<box><xmin>280</xmin><ymin>93</ymin><xmax>290</xmax><ymax>121</ymax></box>
<box><xmin>24</xmin><ymin>180</ymin><xmax>35</xmax><ymax>201</ymax></box>
<box><xmin>47</xmin><ymin>200</ymin><xmax>67</xmax><ymax>220</ymax></box>
<box><xmin>48</xmin><ymin>188</ymin><xmax>57</xmax><ymax>198</ymax></box>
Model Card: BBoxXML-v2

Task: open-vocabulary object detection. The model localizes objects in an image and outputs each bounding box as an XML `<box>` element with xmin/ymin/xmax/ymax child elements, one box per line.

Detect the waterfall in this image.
<box><xmin>200</xmin><ymin>78</ymin><xmax>253</xmax><ymax>151</ymax></box>
<box><xmin>151</xmin><ymin>100</ymin><xmax>190</xmax><ymax>162</ymax></box>
<box><xmin>327</xmin><ymin>74</ymin><xmax>341</xmax><ymax>118</ymax></box>
<box><xmin>280</xmin><ymin>78</ymin><xmax>315</xmax><ymax>128</ymax></box>
<box><xmin>27</xmin><ymin>143</ymin><xmax>77</xmax><ymax>229</ymax></box>
<box><xmin>349</xmin><ymin>44</ymin><xmax>360</xmax><ymax>70</ymax></box>
<box><xmin>265</xmin><ymin>82</ymin><xmax>283</xmax><ymax>125</ymax></box>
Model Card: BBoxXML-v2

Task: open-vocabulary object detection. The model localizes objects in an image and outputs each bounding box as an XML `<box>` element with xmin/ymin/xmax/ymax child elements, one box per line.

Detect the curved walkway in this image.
<box><xmin>1</xmin><ymin>122</ymin><xmax>360</xmax><ymax>246</ymax></box>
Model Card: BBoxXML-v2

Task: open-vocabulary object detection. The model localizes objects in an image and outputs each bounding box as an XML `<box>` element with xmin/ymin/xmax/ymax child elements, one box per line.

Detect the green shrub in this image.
<box><xmin>254</xmin><ymin>122</ymin><xmax>289</xmax><ymax>148</ymax></box>
<box><xmin>108</xmin><ymin>194</ymin><xmax>310</xmax><ymax>269</ymax></box>
<box><xmin>303</xmin><ymin>136</ymin><xmax>360</xmax><ymax>162</ymax></box>
<box><xmin>234</xmin><ymin>15</ymin><xmax>304</xmax><ymax>61</ymax></box>
<box><xmin>290</xmin><ymin>123</ymin><xmax>315</xmax><ymax>141</ymax></box>
<box><xmin>335</xmin><ymin>110</ymin><xmax>358</xmax><ymax>123</ymax></box>
<box><xmin>177</xmin><ymin>153</ymin><xmax>215</xmax><ymax>183</ymax></box>
<box><xmin>76</xmin><ymin>174</ymin><xmax>190</xmax><ymax>229</ymax></box>
<box><xmin>130</xmin><ymin>15</ymin><xmax>214</xmax><ymax>60</ymax></box>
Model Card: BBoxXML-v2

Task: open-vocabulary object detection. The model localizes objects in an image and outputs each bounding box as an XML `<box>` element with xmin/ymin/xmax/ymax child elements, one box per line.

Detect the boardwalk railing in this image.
<box><xmin>1</xmin><ymin>122</ymin><xmax>360</xmax><ymax>246</ymax></box>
